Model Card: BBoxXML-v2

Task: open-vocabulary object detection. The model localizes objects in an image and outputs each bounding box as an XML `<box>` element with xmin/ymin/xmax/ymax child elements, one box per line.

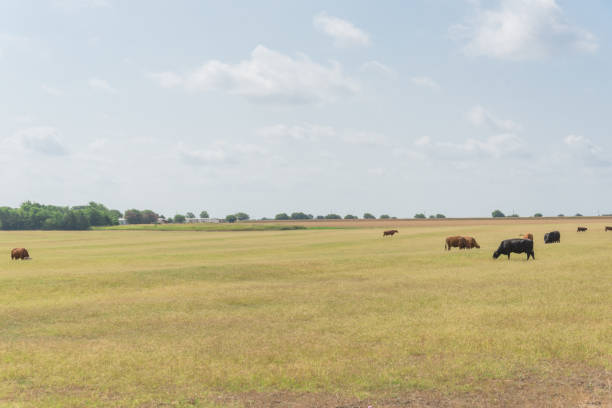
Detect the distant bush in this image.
<box><xmin>534</xmin><ymin>213</ymin><xmax>543</xmax><ymax>217</ymax></box>
<box><xmin>492</xmin><ymin>210</ymin><xmax>505</xmax><ymax>218</ymax></box>
<box><xmin>174</xmin><ymin>214</ymin><xmax>186</xmax><ymax>223</ymax></box>
<box><xmin>200</xmin><ymin>210</ymin><xmax>209</xmax><ymax>218</ymax></box>
<box><xmin>509</xmin><ymin>214</ymin><xmax>519</xmax><ymax>218</ymax></box>
<box><xmin>436</xmin><ymin>214</ymin><xmax>446</xmax><ymax>218</ymax></box>
<box><xmin>225</xmin><ymin>214</ymin><xmax>237</xmax><ymax>223</ymax></box>
<box><xmin>344</xmin><ymin>214</ymin><xmax>357</xmax><ymax>219</ymax></box>
<box><xmin>291</xmin><ymin>212</ymin><xmax>312</xmax><ymax>220</ymax></box>
<box><xmin>380</xmin><ymin>214</ymin><xmax>390</xmax><ymax>219</ymax></box>
<box><xmin>316</xmin><ymin>215</ymin><xmax>325</xmax><ymax>219</ymax></box>
<box><xmin>186</xmin><ymin>212</ymin><xmax>195</xmax><ymax>219</ymax></box>
<box><xmin>429</xmin><ymin>215</ymin><xmax>435</xmax><ymax>219</ymax></box>
<box><xmin>275</xmin><ymin>213</ymin><xmax>290</xmax><ymax>220</ymax></box>
<box><xmin>235</xmin><ymin>212</ymin><xmax>250</xmax><ymax>221</ymax></box>
<box><xmin>363</xmin><ymin>213</ymin><xmax>376</xmax><ymax>219</ymax></box>
<box><xmin>558</xmin><ymin>214</ymin><xmax>565</xmax><ymax>217</ymax></box>
<box><xmin>575</xmin><ymin>213</ymin><xmax>583</xmax><ymax>216</ymax></box>
<box><xmin>325</xmin><ymin>214</ymin><xmax>342</xmax><ymax>219</ymax></box>
<box><xmin>414</xmin><ymin>213</ymin><xmax>426</xmax><ymax>219</ymax></box>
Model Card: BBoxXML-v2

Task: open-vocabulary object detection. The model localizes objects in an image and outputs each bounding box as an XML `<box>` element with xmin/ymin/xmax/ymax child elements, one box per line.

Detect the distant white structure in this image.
<box><xmin>186</xmin><ymin>218</ymin><xmax>222</xmax><ymax>224</ymax></box>
<box><xmin>118</xmin><ymin>218</ymin><xmax>127</xmax><ymax>225</ymax></box>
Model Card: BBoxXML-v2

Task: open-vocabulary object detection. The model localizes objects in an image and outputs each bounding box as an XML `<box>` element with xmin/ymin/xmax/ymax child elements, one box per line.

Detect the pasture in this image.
<box><xmin>1</xmin><ymin>221</ymin><xmax>611</xmax><ymax>407</ymax></box>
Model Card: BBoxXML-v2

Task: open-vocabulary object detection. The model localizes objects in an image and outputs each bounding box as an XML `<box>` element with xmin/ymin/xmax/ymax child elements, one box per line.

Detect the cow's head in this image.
<box><xmin>492</xmin><ymin>250</ymin><xmax>500</xmax><ymax>259</ymax></box>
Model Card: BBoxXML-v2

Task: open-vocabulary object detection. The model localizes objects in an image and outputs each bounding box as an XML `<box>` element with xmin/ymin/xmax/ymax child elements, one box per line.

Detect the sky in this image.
<box><xmin>1</xmin><ymin>0</ymin><xmax>611</xmax><ymax>218</ymax></box>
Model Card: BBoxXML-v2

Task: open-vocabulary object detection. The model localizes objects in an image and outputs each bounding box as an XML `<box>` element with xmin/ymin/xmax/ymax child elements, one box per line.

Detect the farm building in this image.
<box><xmin>186</xmin><ymin>218</ymin><xmax>222</xmax><ymax>224</ymax></box>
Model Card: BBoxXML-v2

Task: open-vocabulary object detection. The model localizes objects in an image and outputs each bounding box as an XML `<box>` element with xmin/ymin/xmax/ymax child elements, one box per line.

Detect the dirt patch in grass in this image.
<box><xmin>212</xmin><ymin>366</ymin><xmax>611</xmax><ymax>408</ymax></box>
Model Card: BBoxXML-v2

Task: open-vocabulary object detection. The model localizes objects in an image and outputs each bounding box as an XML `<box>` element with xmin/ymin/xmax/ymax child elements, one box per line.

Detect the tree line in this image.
<box><xmin>0</xmin><ymin>202</ymin><xmax>121</xmax><ymax>230</ymax></box>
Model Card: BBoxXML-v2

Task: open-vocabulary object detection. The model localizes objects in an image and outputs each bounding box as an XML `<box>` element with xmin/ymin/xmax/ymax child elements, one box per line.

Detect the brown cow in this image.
<box><xmin>445</xmin><ymin>236</ymin><xmax>467</xmax><ymax>250</ymax></box>
<box><xmin>383</xmin><ymin>230</ymin><xmax>398</xmax><ymax>237</ymax></box>
<box><xmin>606</xmin><ymin>226</ymin><xmax>612</xmax><ymax>232</ymax></box>
<box><xmin>520</xmin><ymin>233</ymin><xmax>534</xmax><ymax>241</ymax></box>
<box><xmin>464</xmin><ymin>236</ymin><xmax>480</xmax><ymax>249</ymax></box>
<box><xmin>11</xmin><ymin>248</ymin><xmax>30</xmax><ymax>260</ymax></box>
<box><xmin>577</xmin><ymin>227</ymin><xmax>587</xmax><ymax>232</ymax></box>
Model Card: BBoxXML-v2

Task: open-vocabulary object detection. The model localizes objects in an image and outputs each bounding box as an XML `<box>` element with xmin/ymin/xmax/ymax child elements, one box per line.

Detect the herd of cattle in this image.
<box><xmin>383</xmin><ymin>226</ymin><xmax>612</xmax><ymax>260</ymax></box>
<box><xmin>8</xmin><ymin>226</ymin><xmax>612</xmax><ymax>261</ymax></box>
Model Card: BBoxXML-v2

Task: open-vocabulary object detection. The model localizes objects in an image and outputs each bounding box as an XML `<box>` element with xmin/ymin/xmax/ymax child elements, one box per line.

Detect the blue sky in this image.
<box><xmin>1</xmin><ymin>0</ymin><xmax>611</xmax><ymax>218</ymax></box>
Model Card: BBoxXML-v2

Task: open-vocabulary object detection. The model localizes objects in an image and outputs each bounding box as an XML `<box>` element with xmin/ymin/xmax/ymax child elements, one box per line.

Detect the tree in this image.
<box><xmin>316</xmin><ymin>215</ymin><xmax>325</xmax><ymax>219</ymax></box>
<box><xmin>235</xmin><ymin>212</ymin><xmax>250</xmax><ymax>221</ymax></box>
<box><xmin>436</xmin><ymin>214</ymin><xmax>446</xmax><ymax>218</ymax></box>
<box><xmin>174</xmin><ymin>214</ymin><xmax>186</xmax><ymax>223</ymax></box>
<box><xmin>291</xmin><ymin>212</ymin><xmax>311</xmax><ymax>220</ymax></box>
<box><xmin>534</xmin><ymin>213</ymin><xmax>543</xmax><ymax>217</ymax></box>
<box><xmin>186</xmin><ymin>212</ymin><xmax>195</xmax><ymax>219</ymax></box>
<box><xmin>124</xmin><ymin>209</ymin><xmax>142</xmax><ymax>224</ymax></box>
<box><xmin>225</xmin><ymin>214</ymin><xmax>237</xmax><ymax>223</ymax></box>
<box><xmin>325</xmin><ymin>214</ymin><xmax>342</xmax><ymax>219</ymax></box>
<box><xmin>575</xmin><ymin>213</ymin><xmax>583</xmax><ymax>216</ymax></box>
<box><xmin>380</xmin><ymin>214</ymin><xmax>390</xmax><ymax>219</ymax></box>
<box><xmin>363</xmin><ymin>213</ymin><xmax>375</xmax><ymax>219</ymax></box>
<box><xmin>141</xmin><ymin>210</ymin><xmax>159</xmax><ymax>224</ymax></box>
<box><xmin>491</xmin><ymin>210</ymin><xmax>505</xmax><ymax>218</ymax></box>
<box><xmin>200</xmin><ymin>211</ymin><xmax>209</xmax><ymax>219</ymax></box>
<box><xmin>275</xmin><ymin>213</ymin><xmax>290</xmax><ymax>220</ymax></box>
<box><xmin>344</xmin><ymin>214</ymin><xmax>357</xmax><ymax>219</ymax></box>
<box><xmin>414</xmin><ymin>213</ymin><xmax>426</xmax><ymax>219</ymax></box>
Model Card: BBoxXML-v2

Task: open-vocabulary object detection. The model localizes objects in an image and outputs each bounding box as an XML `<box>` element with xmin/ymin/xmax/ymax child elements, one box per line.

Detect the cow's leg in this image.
<box><xmin>507</xmin><ymin>254</ymin><xmax>510</xmax><ymax>260</ymax></box>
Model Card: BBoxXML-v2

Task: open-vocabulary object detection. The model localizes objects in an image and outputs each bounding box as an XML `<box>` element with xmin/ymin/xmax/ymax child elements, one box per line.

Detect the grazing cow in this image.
<box><xmin>520</xmin><ymin>233</ymin><xmax>534</xmax><ymax>241</ymax></box>
<box><xmin>445</xmin><ymin>236</ymin><xmax>468</xmax><ymax>250</ymax></box>
<box><xmin>577</xmin><ymin>227</ymin><xmax>588</xmax><ymax>232</ymax></box>
<box><xmin>383</xmin><ymin>230</ymin><xmax>398</xmax><ymax>237</ymax></box>
<box><xmin>493</xmin><ymin>239</ymin><xmax>535</xmax><ymax>260</ymax></box>
<box><xmin>606</xmin><ymin>226</ymin><xmax>612</xmax><ymax>232</ymax></box>
<box><xmin>544</xmin><ymin>231</ymin><xmax>561</xmax><ymax>244</ymax></box>
<box><xmin>464</xmin><ymin>236</ymin><xmax>480</xmax><ymax>249</ymax></box>
<box><xmin>10</xmin><ymin>248</ymin><xmax>30</xmax><ymax>260</ymax></box>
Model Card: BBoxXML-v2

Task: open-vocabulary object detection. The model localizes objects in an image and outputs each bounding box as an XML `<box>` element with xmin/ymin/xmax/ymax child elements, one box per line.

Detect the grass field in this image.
<box><xmin>1</xmin><ymin>221</ymin><xmax>611</xmax><ymax>407</ymax></box>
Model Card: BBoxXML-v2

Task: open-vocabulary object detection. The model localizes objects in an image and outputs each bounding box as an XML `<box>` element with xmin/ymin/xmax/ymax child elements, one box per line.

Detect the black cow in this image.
<box><xmin>493</xmin><ymin>239</ymin><xmax>535</xmax><ymax>260</ymax></box>
<box><xmin>544</xmin><ymin>231</ymin><xmax>561</xmax><ymax>244</ymax></box>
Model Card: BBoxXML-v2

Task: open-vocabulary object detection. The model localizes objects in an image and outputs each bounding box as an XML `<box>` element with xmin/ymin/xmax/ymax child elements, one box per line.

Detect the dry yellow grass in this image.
<box><xmin>0</xmin><ymin>221</ymin><xmax>610</xmax><ymax>407</ymax></box>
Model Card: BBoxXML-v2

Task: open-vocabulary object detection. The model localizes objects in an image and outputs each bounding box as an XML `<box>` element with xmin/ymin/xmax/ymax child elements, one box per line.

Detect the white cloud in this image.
<box><xmin>178</xmin><ymin>141</ymin><xmax>267</xmax><ymax>166</ymax></box>
<box><xmin>360</xmin><ymin>60</ymin><xmax>396</xmax><ymax>78</ymax></box>
<box><xmin>257</xmin><ymin>123</ymin><xmax>388</xmax><ymax>147</ymax></box>
<box><xmin>395</xmin><ymin>133</ymin><xmax>526</xmax><ymax>162</ymax></box>
<box><xmin>0</xmin><ymin>33</ymin><xmax>28</xmax><ymax>58</ymax></box>
<box><xmin>435</xmin><ymin>133</ymin><xmax>525</xmax><ymax>159</ymax></box>
<box><xmin>88</xmin><ymin>78</ymin><xmax>117</xmax><ymax>93</ymax></box>
<box><xmin>313</xmin><ymin>12</ymin><xmax>371</xmax><ymax>47</ymax></box>
<box><xmin>467</xmin><ymin>105</ymin><xmax>521</xmax><ymax>132</ymax></box>
<box><xmin>11</xmin><ymin>126</ymin><xmax>68</xmax><ymax>156</ymax></box>
<box><xmin>149</xmin><ymin>45</ymin><xmax>358</xmax><ymax>105</ymax></box>
<box><xmin>414</xmin><ymin>136</ymin><xmax>431</xmax><ymax>146</ymax></box>
<box><xmin>451</xmin><ymin>0</ymin><xmax>598</xmax><ymax>60</ymax></box>
<box><xmin>341</xmin><ymin>131</ymin><xmax>389</xmax><ymax>147</ymax></box>
<box><xmin>410</xmin><ymin>76</ymin><xmax>440</xmax><ymax>91</ymax></box>
<box><xmin>42</xmin><ymin>84</ymin><xmax>63</xmax><ymax>96</ymax></box>
<box><xmin>257</xmin><ymin>123</ymin><xmax>336</xmax><ymax>142</ymax></box>
<box><xmin>564</xmin><ymin>134</ymin><xmax>611</xmax><ymax>167</ymax></box>
<box><xmin>147</xmin><ymin>72</ymin><xmax>183</xmax><ymax>88</ymax></box>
